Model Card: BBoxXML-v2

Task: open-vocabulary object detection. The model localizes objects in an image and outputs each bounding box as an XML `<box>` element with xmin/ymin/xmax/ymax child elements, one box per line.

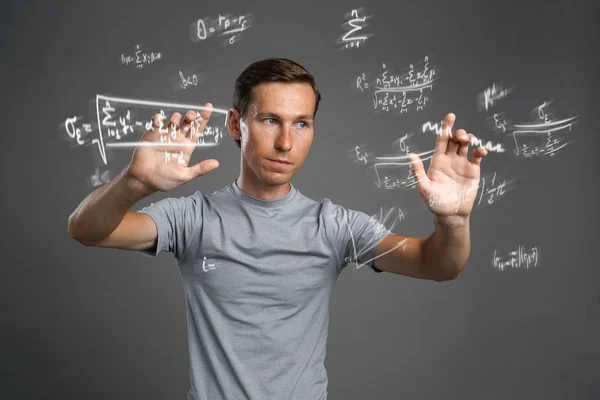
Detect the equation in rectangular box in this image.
<box><xmin>64</xmin><ymin>95</ymin><xmax>229</xmax><ymax>165</ymax></box>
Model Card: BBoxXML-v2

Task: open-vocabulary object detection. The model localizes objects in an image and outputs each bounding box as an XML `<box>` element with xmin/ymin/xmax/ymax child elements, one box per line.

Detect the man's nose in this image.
<box><xmin>275</xmin><ymin>125</ymin><xmax>293</xmax><ymax>152</ymax></box>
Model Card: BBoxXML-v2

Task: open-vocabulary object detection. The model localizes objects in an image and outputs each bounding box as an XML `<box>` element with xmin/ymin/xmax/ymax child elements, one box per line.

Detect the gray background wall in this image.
<box><xmin>2</xmin><ymin>0</ymin><xmax>599</xmax><ymax>398</ymax></box>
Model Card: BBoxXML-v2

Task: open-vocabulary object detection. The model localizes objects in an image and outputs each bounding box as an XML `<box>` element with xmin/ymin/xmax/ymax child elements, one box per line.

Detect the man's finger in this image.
<box><xmin>168</xmin><ymin>112</ymin><xmax>183</xmax><ymax>133</ymax></box>
<box><xmin>434</xmin><ymin>113</ymin><xmax>455</xmax><ymax>156</ymax></box>
<box><xmin>447</xmin><ymin>128</ymin><xmax>466</xmax><ymax>155</ymax></box>
<box><xmin>180</xmin><ymin>110</ymin><xmax>197</xmax><ymax>138</ymax></box>
<box><xmin>457</xmin><ymin>132</ymin><xmax>472</xmax><ymax>157</ymax></box>
<box><xmin>152</xmin><ymin>113</ymin><xmax>166</xmax><ymax>131</ymax></box>
<box><xmin>469</xmin><ymin>147</ymin><xmax>488</xmax><ymax>166</ymax></box>
<box><xmin>190</xmin><ymin>103</ymin><xmax>213</xmax><ymax>141</ymax></box>
<box><xmin>198</xmin><ymin>103</ymin><xmax>213</xmax><ymax>121</ymax></box>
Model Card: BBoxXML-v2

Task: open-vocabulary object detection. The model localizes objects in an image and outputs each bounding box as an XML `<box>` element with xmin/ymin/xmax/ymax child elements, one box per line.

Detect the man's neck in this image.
<box><xmin>235</xmin><ymin>176</ymin><xmax>291</xmax><ymax>202</ymax></box>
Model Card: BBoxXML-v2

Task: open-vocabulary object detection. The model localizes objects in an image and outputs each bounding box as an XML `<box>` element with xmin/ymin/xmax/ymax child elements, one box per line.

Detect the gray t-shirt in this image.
<box><xmin>138</xmin><ymin>181</ymin><xmax>391</xmax><ymax>400</ymax></box>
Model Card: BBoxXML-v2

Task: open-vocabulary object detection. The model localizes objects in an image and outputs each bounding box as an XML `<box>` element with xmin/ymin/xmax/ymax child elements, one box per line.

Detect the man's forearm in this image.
<box><xmin>67</xmin><ymin>168</ymin><xmax>152</xmax><ymax>245</ymax></box>
<box><xmin>421</xmin><ymin>215</ymin><xmax>471</xmax><ymax>281</ymax></box>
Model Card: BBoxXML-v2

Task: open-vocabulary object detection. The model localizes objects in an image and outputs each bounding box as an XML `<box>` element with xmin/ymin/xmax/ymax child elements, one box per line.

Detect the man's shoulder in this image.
<box><xmin>143</xmin><ymin>185</ymin><xmax>229</xmax><ymax>210</ymax></box>
<box><xmin>293</xmin><ymin>190</ymin><xmax>340</xmax><ymax>213</ymax></box>
<box><xmin>292</xmin><ymin>191</ymin><xmax>360</xmax><ymax>227</ymax></box>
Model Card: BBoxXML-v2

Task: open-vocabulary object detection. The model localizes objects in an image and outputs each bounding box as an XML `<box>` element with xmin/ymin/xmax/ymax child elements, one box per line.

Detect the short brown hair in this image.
<box><xmin>231</xmin><ymin>58</ymin><xmax>321</xmax><ymax>148</ymax></box>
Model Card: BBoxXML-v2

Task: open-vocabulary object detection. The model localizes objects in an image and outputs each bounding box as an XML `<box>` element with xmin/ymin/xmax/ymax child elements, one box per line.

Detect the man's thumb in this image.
<box><xmin>190</xmin><ymin>159</ymin><xmax>219</xmax><ymax>178</ymax></box>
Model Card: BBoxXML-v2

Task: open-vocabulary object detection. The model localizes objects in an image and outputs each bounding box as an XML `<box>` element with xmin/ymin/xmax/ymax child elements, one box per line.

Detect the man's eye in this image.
<box><xmin>297</xmin><ymin>121</ymin><xmax>307</xmax><ymax>128</ymax></box>
<box><xmin>264</xmin><ymin>118</ymin><xmax>276</xmax><ymax>125</ymax></box>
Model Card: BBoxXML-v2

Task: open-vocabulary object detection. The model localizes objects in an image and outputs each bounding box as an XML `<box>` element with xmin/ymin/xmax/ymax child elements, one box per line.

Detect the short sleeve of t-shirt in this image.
<box><xmin>325</xmin><ymin>200</ymin><xmax>392</xmax><ymax>273</ymax></box>
<box><xmin>136</xmin><ymin>192</ymin><xmax>203</xmax><ymax>260</ymax></box>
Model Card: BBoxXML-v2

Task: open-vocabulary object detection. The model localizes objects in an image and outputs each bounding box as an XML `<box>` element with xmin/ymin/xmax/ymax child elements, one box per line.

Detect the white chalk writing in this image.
<box><xmin>338</xmin><ymin>8</ymin><xmax>372</xmax><ymax>50</ymax></box>
<box><xmin>192</xmin><ymin>13</ymin><xmax>252</xmax><ymax>46</ymax></box>
<box><xmin>357</xmin><ymin>56</ymin><xmax>436</xmax><ymax>113</ymax></box>
<box><xmin>422</xmin><ymin>120</ymin><xmax>506</xmax><ymax>153</ymax></box>
<box><xmin>477</xmin><ymin>82</ymin><xmax>513</xmax><ymax>112</ymax></box>
<box><xmin>120</xmin><ymin>45</ymin><xmax>162</xmax><ymax>69</ymax></box>
<box><xmin>60</xmin><ymin>95</ymin><xmax>229</xmax><ymax>165</ymax></box>
<box><xmin>512</xmin><ymin>101</ymin><xmax>578</xmax><ymax>158</ymax></box>
<box><xmin>179</xmin><ymin>70</ymin><xmax>199</xmax><ymax>90</ymax></box>
<box><xmin>493</xmin><ymin>246</ymin><xmax>539</xmax><ymax>271</ymax></box>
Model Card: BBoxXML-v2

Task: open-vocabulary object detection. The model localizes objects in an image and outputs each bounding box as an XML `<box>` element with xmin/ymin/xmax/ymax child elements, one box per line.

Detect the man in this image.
<box><xmin>68</xmin><ymin>57</ymin><xmax>487</xmax><ymax>399</ymax></box>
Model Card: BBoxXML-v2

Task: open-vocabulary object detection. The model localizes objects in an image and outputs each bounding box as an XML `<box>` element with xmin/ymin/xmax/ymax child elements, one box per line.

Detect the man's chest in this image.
<box><xmin>179</xmin><ymin>217</ymin><xmax>340</xmax><ymax>309</ymax></box>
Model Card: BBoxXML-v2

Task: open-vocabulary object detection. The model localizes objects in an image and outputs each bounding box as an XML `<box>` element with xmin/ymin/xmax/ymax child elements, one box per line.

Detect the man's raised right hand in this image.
<box><xmin>124</xmin><ymin>104</ymin><xmax>220</xmax><ymax>196</ymax></box>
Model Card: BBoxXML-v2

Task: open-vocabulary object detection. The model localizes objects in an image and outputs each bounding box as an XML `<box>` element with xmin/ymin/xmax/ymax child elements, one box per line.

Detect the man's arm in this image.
<box><xmin>372</xmin><ymin>112</ymin><xmax>486</xmax><ymax>280</ymax></box>
<box><xmin>67</xmin><ymin>168</ymin><xmax>157</xmax><ymax>249</ymax></box>
<box><xmin>68</xmin><ymin>109</ymin><xmax>219</xmax><ymax>251</ymax></box>
<box><xmin>372</xmin><ymin>215</ymin><xmax>470</xmax><ymax>282</ymax></box>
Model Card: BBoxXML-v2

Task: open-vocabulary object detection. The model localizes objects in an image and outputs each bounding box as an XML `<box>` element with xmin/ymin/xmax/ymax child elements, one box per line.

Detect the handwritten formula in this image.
<box><xmin>153</xmin><ymin>112</ymin><xmax>224</xmax><ymax>164</ymax></box>
<box><xmin>476</xmin><ymin>171</ymin><xmax>515</xmax><ymax>207</ymax></box>
<box><xmin>61</xmin><ymin>95</ymin><xmax>229</xmax><ymax>167</ymax></box>
<box><xmin>191</xmin><ymin>13</ymin><xmax>253</xmax><ymax>46</ymax></box>
<box><xmin>512</xmin><ymin>101</ymin><xmax>577</xmax><ymax>158</ymax></box>
<box><xmin>421</xmin><ymin>120</ymin><xmax>506</xmax><ymax>154</ymax></box>
<box><xmin>193</xmin><ymin>256</ymin><xmax>222</xmax><ymax>274</ymax></box>
<box><xmin>120</xmin><ymin>44</ymin><xmax>162</xmax><ymax>69</ymax></box>
<box><xmin>353</xmin><ymin>132</ymin><xmax>515</xmax><ymax>207</ymax></box>
<box><xmin>477</xmin><ymin>82</ymin><xmax>513</xmax><ymax>112</ymax></box>
<box><xmin>477</xmin><ymin>81</ymin><xmax>513</xmax><ymax>137</ymax></box>
<box><xmin>352</xmin><ymin>133</ymin><xmax>432</xmax><ymax>190</ymax></box>
<box><xmin>338</xmin><ymin>8</ymin><xmax>373</xmax><ymax>50</ymax></box>
<box><xmin>356</xmin><ymin>56</ymin><xmax>436</xmax><ymax>113</ymax></box>
<box><xmin>491</xmin><ymin>112</ymin><xmax>509</xmax><ymax>133</ymax></box>
<box><xmin>179</xmin><ymin>70</ymin><xmax>199</xmax><ymax>90</ymax></box>
<box><xmin>493</xmin><ymin>246</ymin><xmax>539</xmax><ymax>271</ymax></box>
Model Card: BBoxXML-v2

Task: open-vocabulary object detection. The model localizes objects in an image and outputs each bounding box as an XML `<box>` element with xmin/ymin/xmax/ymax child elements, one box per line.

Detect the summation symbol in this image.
<box><xmin>338</xmin><ymin>8</ymin><xmax>372</xmax><ymax>50</ymax></box>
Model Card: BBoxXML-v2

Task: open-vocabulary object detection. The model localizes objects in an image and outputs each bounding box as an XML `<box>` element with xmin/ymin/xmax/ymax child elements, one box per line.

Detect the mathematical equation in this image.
<box><xmin>489</xmin><ymin>111</ymin><xmax>509</xmax><ymax>133</ymax></box>
<box><xmin>192</xmin><ymin>13</ymin><xmax>252</xmax><ymax>46</ymax></box>
<box><xmin>338</xmin><ymin>8</ymin><xmax>373</xmax><ymax>50</ymax></box>
<box><xmin>493</xmin><ymin>246</ymin><xmax>539</xmax><ymax>271</ymax></box>
<box><xmin>421</xmin><ymin>120</ymin><xmax>506</xmax><ymax>154</ymax></box>
<box><xmin>426</xmin><ymin>171</ymin><xmax>514</xmax><ymax>211</ymax></box>
<box><xmin>479</xmin><ymin>82</ymin><xmax>513</xmax><ymax>142</ymax></box>
<box><xmin>475</xmin><ymin>84</ymin><xmax>578</xmax><ymax>157</ymax></box>
<box><xmin>61</xmin><ymin>95</ymin><xmax>229</xmax><ymax>167</ymax></box>
<box><xmin>354</xmin><ymin>132</ymin><xmax>415</xmax><ymax>165</ymax></box>
<box><xmin>356</xmin><ymin>56</ymin><xmax>436</xmax><ymax>113</ymax></box>
<box><xmin>153</xmin><ymin>112</ymin><xmax>224</xmax><ymax>164</ymax></box>
<box><xmin>512</xmin><ymin>101</ymin><xmax>577</xmax><ymax>158</ymax></box>
<box><xmin>120</xmin><ymin>44</ymin><xmax>162</xmax><ymax>69</ymax></box>
<box><xmin>356</xmin><ymin>132</ymin><xmax>514</xmax><ymax>205</ymax></box>
<box><xmin>191</xmin><ymin>256</ymin><xmax>223</xmax><ymax>274</ymax></box>
<box><xmin>353</xmin><ymin>133</ymin><xmax>433</xmax><ymax>190</ymax></box>
<box><xmin>478</xmin><ymin>82</ymin><xmax>513</xmax><ymax>112</ymax></box>
<box><xmin>376</xmin><ymin>172</ymin><xmax>420</xmax><ymax>190</ymax></box>
<box><xmin>476</xmin><ymin>171</ymin><xmax>515</xmax><ymax>207</ymax></box>
<box><xmin>179</xmin><ymin>70</ymin><xmax>199</xmax><ymax>90</ymax></box>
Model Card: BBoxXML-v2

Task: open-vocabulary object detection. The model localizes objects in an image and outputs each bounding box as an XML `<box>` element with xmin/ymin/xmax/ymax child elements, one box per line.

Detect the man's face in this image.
<box><xmin>231</xmin><ymin>82</ymin><xmax>316</xmax><ymax>187</ymax></box>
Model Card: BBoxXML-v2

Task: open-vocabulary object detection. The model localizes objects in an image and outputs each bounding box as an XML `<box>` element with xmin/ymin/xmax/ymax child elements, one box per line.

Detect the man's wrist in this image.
<box><xmin>120</xmin><ymin>169</ymin><xmax>154</xmax><ymax>201</ymax></box>
<box><xmin>434</xmin><ymin>214</ymin><xmax>470</xmax><ymax>230</ymax></box>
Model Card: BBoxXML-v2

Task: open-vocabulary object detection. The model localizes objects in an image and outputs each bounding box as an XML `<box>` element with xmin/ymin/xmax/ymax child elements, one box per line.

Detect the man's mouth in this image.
<box><xmin>268</xmin><ymin>159</ymin><xmax>292</xmax><ymax>165</ymax></box>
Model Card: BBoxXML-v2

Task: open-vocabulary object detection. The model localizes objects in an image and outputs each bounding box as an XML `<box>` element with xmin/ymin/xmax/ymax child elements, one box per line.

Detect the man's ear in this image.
<box><xmin>227</xmin><ymin>108</ymin><xmax>241</xmax><ymax>140</ymax></box>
